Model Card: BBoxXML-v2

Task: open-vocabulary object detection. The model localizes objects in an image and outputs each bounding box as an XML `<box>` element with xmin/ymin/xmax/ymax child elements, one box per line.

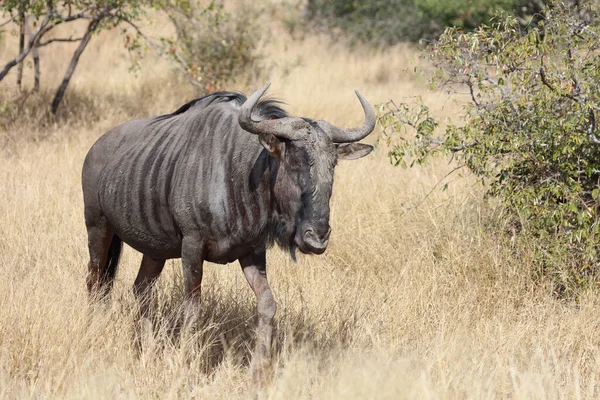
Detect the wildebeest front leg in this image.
<box><xmin>133</xmin><ymin>255</ymin><xmax>166</xmax><ymax>342</ymax></box>
<box><xmin>239</xmin><ymin>250</ymin><xmax>277</xmax><ymax>379</ymax></box>
<box><xmin>133</xmin><ymin>254</ymin><xmax>165</xmax><ymax>351</ymax></box>
<box><xmin>181</xmin><ymin>237</ymin><xmax>204</xmax><ymax>325</ymax></box>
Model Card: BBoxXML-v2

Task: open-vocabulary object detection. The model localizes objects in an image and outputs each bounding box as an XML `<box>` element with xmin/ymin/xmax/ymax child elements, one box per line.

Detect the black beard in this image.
<box><xmin>289</xmin><ymin>245</ymin><xmax>297</xmax><ymax>262</ymax></box>
<box><xmin>266</xmin><ymin>215</ymin><xmax>296</xmax><ymax>256</ymax></box>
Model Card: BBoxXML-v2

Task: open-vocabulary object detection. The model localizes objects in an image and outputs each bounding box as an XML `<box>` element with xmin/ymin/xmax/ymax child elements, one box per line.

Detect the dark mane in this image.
<box><xmin>153</xmin><ymin>91</ymin><xmax>289</xmax><ymax>122</ymax></box>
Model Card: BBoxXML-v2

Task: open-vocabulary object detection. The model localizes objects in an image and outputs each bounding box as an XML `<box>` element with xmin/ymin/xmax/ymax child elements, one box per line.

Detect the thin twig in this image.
<box><xmin>467</xmin><ymin>76</ymin><xmax>480</xmax><ymax>108</ymax></box>
<box><xmin>0</xmin><ymin>16</ymin><xmax>15</xmax><ymax>29</ymax></box>
<box><xmin>407</xmin><ymin>164</ymin><xmax>466</xmax><ymax>211</ymax></box>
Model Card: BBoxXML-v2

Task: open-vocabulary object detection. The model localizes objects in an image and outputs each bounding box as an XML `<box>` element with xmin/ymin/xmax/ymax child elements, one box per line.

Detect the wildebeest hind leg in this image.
<box><xmin>239</xmin><ymin>250</ymin><xmax>276</xmax><ymax>381</ymax></box>
<box><xmin>85</xmin><ymin>215</ymin><xmax>121</xmax><ymax>299</ymax></box>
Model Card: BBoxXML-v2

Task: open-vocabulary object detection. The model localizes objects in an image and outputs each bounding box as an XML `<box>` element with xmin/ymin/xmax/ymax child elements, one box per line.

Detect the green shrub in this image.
<box><xmin>379</xmin><ymin>1</ymin><xmax>600</xmax><ymax>294</ymax></box>
<box><xmin>159</xmin><ymin>0</ymin><xmax>263</xmax><ymax>92</ymax></box>
<box><xmin>416</xmin><ymin>0</ymin><xmax>518</xmax><ymax>37</ymax></box>
<box><xmin>306</xmin><ymin>0</ymin><xmax>425</xmax><ymax>44</ymax></box>
<box><xmin>305</xmin><ymin>0</ymin><xmax>521</xmax><ymax>45</ymax></box>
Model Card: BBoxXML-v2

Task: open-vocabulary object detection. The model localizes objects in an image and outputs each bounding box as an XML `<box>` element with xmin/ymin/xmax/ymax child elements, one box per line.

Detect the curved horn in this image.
<box><xmin>239</xmin><ymin>82</ymin><xmax>308</xmax><ymax>140</ymax></box>
<box><xmin>326</xmin><ymin>91</ymin><xmax>377</xmax><ymax>143</ymax></box>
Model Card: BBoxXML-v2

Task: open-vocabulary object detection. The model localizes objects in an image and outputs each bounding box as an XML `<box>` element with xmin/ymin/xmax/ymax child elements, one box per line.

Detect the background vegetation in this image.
<box><xmin>303</xmin><ymin>0</ymin><xmax>547</xmax><ymax>45</ymax></box>
<box><xmin>2</xmin><ymin>0</ymin><xmax>600</xmax><ymax>398</ymax></box>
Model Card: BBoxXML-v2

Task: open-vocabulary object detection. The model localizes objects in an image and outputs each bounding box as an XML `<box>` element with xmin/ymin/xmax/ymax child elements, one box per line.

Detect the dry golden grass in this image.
<box><xmin>1</xmin><ymin>7</ymin><xmax>600</xmax><ymax>399</ymax></box>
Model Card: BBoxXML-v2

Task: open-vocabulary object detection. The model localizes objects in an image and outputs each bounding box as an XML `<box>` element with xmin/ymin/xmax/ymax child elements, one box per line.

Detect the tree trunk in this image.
<box><xmin>32</xmin><ymin>45</ymin><xmax>40</xmax><ymax>92</ymax></box>
<box><xmin>51</xmin><ymin>19</ymin><xmax>99</xmax><ymax>114</ymax></box>
<box><xmin>26</xmin><ymin>17</ymin><xmax>41</xmax><ymax>92</ymax></box>
<box><xmin>17</xmin><ymin>9</ymin><xmax>25</xmax><ymax>90</ymax></box>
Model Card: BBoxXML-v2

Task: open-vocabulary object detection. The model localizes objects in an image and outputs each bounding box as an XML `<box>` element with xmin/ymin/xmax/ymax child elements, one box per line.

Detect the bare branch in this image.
<box><xmin>0</xmin><ymin>15</ymin><xmax>51</xmax><ymax>82</ymax></box>
<box><xmin>38</xmin><ymin>36</ymin><xmax>85</xmax><ymax>47</ymax></box>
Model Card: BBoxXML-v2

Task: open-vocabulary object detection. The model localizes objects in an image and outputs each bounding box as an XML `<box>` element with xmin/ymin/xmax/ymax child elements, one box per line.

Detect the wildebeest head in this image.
<box><xmin>239</xmin><ymin>83</ymin><xmax>376</xmax><ymax>256</ymax></box>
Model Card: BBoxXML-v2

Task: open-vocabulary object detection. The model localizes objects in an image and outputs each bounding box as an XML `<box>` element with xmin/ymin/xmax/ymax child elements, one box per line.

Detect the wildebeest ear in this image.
<box><xmin>259</xmin><ymin>133</ymin><xmax>283</xmax><ymax>158</ymax></box>
<box><xmin>336</xmin><ymin>143</ymin><xmax>373</xmax><ymax>160</ymax></box>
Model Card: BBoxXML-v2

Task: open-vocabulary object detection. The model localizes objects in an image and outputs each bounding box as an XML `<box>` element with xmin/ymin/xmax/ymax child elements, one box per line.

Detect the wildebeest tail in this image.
<box><xmin>104</xmin><ymin>234</ymin><xmax>122</xmax><ymax>282</ymax></box>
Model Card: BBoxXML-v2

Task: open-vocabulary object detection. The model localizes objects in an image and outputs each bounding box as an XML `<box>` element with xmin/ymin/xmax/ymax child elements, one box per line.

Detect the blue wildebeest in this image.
<box><xmin>82</xmin><ymin>83</ymin><xmax>375</xmax><ymax>371</ymax></box>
